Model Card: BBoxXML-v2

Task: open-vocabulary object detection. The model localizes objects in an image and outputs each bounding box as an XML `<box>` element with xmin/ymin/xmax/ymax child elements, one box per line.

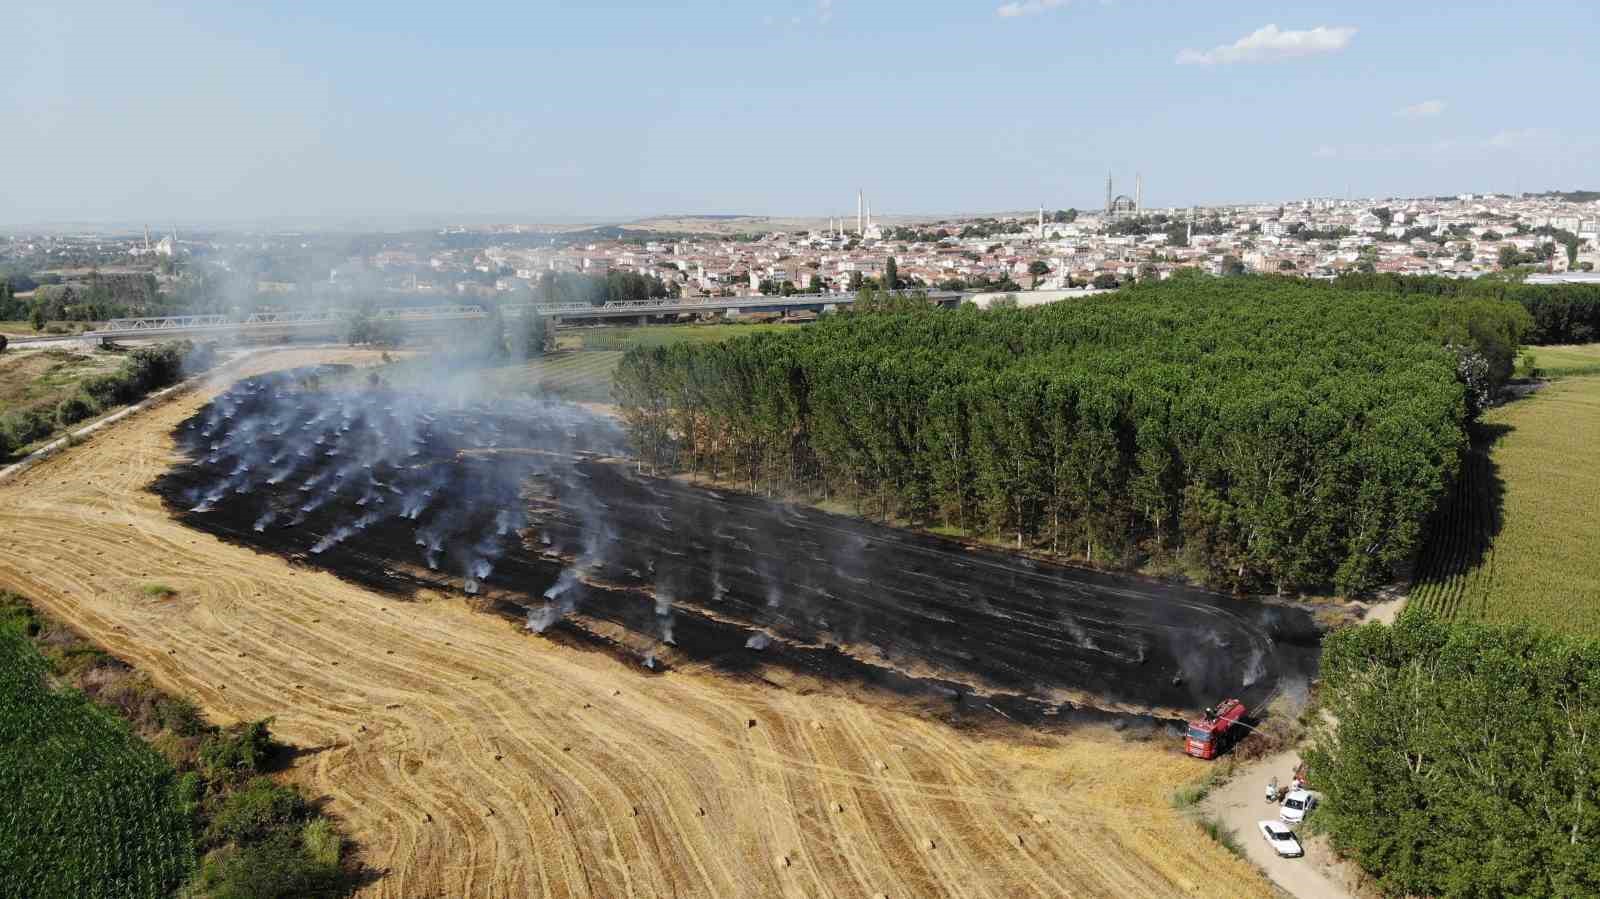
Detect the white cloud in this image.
<box><xmin>1312</xmin><ymin>145</ymin><xmax>1338</xmax><ymax>159</ymax></box>
<box><xmin>1396</xmin><ymin>99</ymin><xmax>1446</xmax><ymax>119</ymax></box>
<box><xmin>1176</xmin><ymin>24</ymin><xmax>1356</xmax><ymax>65</ymax></box>
<box><xmin>997</xmin><ymin>0</ymin><xmax>1071</xmax><ymax>18</ymax></box>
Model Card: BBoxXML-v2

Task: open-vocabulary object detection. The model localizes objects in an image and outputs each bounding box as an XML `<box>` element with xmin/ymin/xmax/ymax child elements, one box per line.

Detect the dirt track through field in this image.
<box><xmin>0</xmin><ymin>348</ymin><xmax>1272</xmax><ymax>898</ymax></box>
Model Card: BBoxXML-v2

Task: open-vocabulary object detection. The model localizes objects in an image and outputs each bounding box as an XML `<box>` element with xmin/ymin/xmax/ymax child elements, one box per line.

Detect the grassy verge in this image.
<box><xmin>1411</xmin><ymin>373</ymin><xmax>1600</xmax><ymax>635</ymax></box>
<box><xmin>0</xmin><ymin>341</ymin><xmax>215</xmax><ymax>462</ymax></box>
<box><xmin>0</xmin><ymin>591</ymin><xmax>356</xmax><ymax>897</ymax></box>
<box><xmin>560</xmin><ymin>321</ymin><xmax>792</xmax><ymax>352</ymax></box>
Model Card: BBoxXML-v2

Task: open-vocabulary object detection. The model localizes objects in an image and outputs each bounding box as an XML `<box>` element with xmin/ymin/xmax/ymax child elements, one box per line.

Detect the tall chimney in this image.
<box><xmin>1135</xmin><ymin>173</ymin><xmax>1143</xmax><ymax>213</ymax></box>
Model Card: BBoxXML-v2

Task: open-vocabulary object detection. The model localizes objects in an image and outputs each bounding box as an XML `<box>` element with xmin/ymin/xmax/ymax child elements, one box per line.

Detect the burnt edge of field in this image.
<box><xmin>150</xmin><ymin>385</ymin><xmax>1321</xmax><ymax>739</ymax></box>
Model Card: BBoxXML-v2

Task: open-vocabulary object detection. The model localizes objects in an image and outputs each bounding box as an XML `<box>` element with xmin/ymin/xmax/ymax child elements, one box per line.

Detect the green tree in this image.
<box><xmin>883</xmin><ymin>256</ymin><xmax>899</xmax><ymax>290</ymax></box>
<box><xmin>1091</xmin><ymin>273</ymin><xmax>1120</xmax><ymax>290</ymax></box>
<box><xmin>30</xmin><ymin>302</ymin><xmax>47</xmax><ymax>332</ymax></box>
<box><xmin>1307</xmin><ymin>610</ymin><xmax>1600</xmax><ymax>898</ymax></box>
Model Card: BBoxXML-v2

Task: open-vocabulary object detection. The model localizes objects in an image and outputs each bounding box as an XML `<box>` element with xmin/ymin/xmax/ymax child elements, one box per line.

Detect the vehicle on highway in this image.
<box><xmin>1258</xmin><ymin>820</ymin><xmax>1304</xmax><ymax>858</ymax></box>
<box><xmin>1279</xmin><ymin>789</ymin><xmax>1317</xmax><ymax>824</ymax></box>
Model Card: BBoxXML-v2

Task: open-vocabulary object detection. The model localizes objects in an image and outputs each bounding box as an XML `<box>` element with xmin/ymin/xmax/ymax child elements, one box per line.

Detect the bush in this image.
<box><xmin>207</xmin><ymin>777</ymin><xmax>308</xmax><ymax>845</ymax></box>
<box><xmin>155</xmin><ymin>694</ymin><xmax>208</xmax><ymax>737</ymax></box>
<box><xmin>195</xmin><ymin>830</ymin><xmax>345</xmax><ymax>899</ymax></box>
<box><xmin>300</xmin><ymin>817</ymin><xmax>342</xmax><ymax>867</ymax></box>
<box><xmin>199</xmin><ymin>719</ymin><xmax>280</xmax><ymax>782</ymax></box>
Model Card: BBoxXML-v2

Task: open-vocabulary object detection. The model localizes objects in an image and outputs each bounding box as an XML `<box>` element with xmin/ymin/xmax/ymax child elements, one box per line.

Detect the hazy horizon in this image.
<box><xmin>8</xmin><ymin>1</ymin><xmax>1598</xmax><ymax>227</ymax></box>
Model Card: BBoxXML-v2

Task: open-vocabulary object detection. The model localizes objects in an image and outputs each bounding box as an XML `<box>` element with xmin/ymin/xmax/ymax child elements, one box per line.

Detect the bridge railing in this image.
<box><xmin>92</xmin><ymin>291</ymin><xmax>964</xmax><ymax>335</ymax></box>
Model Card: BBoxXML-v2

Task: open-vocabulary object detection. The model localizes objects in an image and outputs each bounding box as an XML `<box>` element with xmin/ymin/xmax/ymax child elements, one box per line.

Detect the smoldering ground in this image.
<box><xmin>155</xmin><ymin>363</ymin><xmax>1319</xmax><ymax>721</ymax></box>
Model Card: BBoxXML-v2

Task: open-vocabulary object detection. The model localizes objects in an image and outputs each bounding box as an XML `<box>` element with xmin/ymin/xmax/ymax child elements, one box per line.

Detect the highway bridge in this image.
<box><xmin>79</xmin><ymin>291</ymin><xmax>966</xmax><ymax>343</ymax></box>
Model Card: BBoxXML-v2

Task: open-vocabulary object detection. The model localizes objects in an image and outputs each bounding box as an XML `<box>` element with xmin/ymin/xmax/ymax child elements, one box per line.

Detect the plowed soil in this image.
<box><xmin>0</xmin><ymin>348</ymin><xmax>1275</xmax><ymax>898</ymax></box>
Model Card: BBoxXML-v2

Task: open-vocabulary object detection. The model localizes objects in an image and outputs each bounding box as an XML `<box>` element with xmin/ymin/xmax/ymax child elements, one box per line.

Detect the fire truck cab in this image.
<box><xmin>1184</xmin><ymin>698</ymin><xmax>1246</xmax><ymax>759</ymax></box>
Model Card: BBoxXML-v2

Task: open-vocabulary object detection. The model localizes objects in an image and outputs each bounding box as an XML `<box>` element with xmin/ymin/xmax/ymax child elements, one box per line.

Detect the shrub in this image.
<box><xmin>206</xmin><ymin>777</ymin><xmax>308</xmax><ymax>845</ymax></box>
<box><xmin>199</xmin><ymin>719</ymin><xmax>279</xmax><ymax>782</ymax></box>
<box><xmin>141</xmin><ymin>583</ymin><xmax>178</xmax><ymax>599</ymax></box>
<box><xmin>301</xmin><ymin>817</ymin><xmax>342</xmax><ymax>867</ymax></box>
<box><xmin>195</xmin><ymin>831</ymin><xmax>345</xmax><ymax>899</ymax></box>
<box><xmin>154</xmin><ymin>694</ymin><xmax>208</xmax><ymax>737</ymax></box>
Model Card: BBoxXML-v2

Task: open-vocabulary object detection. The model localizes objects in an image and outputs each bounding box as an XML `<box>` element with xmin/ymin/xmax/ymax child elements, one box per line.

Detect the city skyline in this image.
<box><xmin>7</xmin><ymin>1</ymin><xmax>1598</xmax><ymax>226</ymax></box>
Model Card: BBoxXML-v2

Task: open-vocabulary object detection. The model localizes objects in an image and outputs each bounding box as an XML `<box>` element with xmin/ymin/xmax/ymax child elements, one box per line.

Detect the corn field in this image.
<box><xmin>1411</xmin><ymin>373</ymin><xmax>1600</xmax><ymax>635</ymax></box>
<box><xmin>0</xmin><ymin>626</ymin><xmax>194</xmax><ymax>898</ymax></box>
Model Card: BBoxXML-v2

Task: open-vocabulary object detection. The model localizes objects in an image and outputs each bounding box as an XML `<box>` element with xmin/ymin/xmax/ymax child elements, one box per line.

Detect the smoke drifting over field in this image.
<box><xmin>157</xmin><ymin>366</ymin><xmax>1319</xmax><ymax>720</ymax></box>
<box><xmin>170</xmin><ymin>366</ymin><xmax>625</xmax><ymax>605</ymax></box>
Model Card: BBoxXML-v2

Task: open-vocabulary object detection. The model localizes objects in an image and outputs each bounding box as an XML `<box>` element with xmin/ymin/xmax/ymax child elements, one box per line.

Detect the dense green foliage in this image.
<box><xmin>1331</xmin><ymin>273</ymin><xmax>1600</xmax><ymax>345</ymax></box>
<box><xmin>0</xmin><ymin>611</ymin><xmax>196</xmax><ymax>896</ymax></box>
<box><xmin>0</xmin><ymin>340</ymin><xmax>215</xmax><ymax>458</ymax></box>
<box><xmin>1307</xmin><ymin>611</ymin><xmax>1600</xmax><ymax>897</ymax></box>
<box><xmin>0</xmin><ymin>593</ymin><xmax>352</xmax><ymax>898</ymax></box>
<box><xmin>615</xmin><ymin>277</ymin><xmax>1515</xmax><ymax>594</ymax></box>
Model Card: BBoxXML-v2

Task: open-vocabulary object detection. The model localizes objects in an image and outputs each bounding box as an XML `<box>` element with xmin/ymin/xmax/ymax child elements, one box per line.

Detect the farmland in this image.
<box><xmin>1530</xmin><ymin>342</ymin><xmax>1600</xmax><ymax>377</ymax></box>
<box><xmin>1411</xmin><ymin>367</ymin><xmax>1600</xmax><ymax>634</ymax></box>
<box><xmin>0</xmin><ymin>598</ymin><xmax>195</xmax><ymax>898</ymax></box>
<box><xmin>0</xmin><ymin>346</ymin><xmax>1276</xmax><ymax>898</ymax></box>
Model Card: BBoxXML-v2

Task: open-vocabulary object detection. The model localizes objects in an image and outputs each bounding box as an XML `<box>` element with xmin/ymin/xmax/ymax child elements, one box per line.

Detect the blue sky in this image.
<box><xmin>6</xmin><ymin>1</ymin><xmax>1597</xmax><ymax>226</ymax></box>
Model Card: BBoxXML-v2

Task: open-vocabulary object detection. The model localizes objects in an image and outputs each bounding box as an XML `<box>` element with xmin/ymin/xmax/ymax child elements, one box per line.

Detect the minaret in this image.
<box><xmin>866</xmin><ymin>199</ymin><xmax>872</xmax><ymax>234</ymax></box>
<box><xmin>1038</xmin><ymin>204</ymin><xmax>1044</xmax><ymax>239</ymax></box>
<box><xmin>143</xmin><ymin>225</ymin><xmax>151</xmax><ymax>253</ymax></box>
<box><xmin>1106</xmin><ymin>171</ymin><xmax>1113</xmax><ymax>215</ymax></box>
<box><xmin>1135</xmin><ymin>174</ymin><xmax>1143</xmax><ymax>214</ymax></box>
<box><xmin>857</xmin><ymin>190</ymin><xmax>864</xmax><ymax>236</ymax></box>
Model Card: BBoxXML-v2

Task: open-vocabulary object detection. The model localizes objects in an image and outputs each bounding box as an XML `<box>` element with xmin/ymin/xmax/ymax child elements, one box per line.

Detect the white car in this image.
<box><xmin>1258</xmin><ymin>820</ymin><xmax>1304</xmax><ymax>858</ymax></box>
<box><xmin>1279</xmin><ymin>789</ymin><xmax>1316</xmax><ymax>824</ymax></box>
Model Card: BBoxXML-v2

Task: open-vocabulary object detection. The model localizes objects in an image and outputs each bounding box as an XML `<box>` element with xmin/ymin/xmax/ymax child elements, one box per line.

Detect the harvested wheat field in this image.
<box><xmin>0</xmin><ymin>348</ymin><xmax>1270</xmax><ymax>899</ymax></box>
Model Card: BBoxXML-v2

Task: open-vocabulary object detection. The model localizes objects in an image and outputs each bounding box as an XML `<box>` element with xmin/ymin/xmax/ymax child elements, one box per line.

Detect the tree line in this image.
<box><xmin>615</xmin><ymin>277</ymin><xmax>1523</xmax><ymax>594</ymax></box>
<box><xmin>1328</xmin><ymin>273</ymin><xmax>1600</xmax><ymax>345</ymax></box>
<box><xmin>1307</xmin><ymin>610</ymin><xmax>1599</xmax><ymax>897</ymax></box>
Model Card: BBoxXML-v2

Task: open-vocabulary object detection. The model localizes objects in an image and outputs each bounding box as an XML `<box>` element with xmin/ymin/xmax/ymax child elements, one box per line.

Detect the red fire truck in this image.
<box><xmin>1184</xmin><ymin>698</ymin><xmax>1246</xmax><ymax>759</ymax></box>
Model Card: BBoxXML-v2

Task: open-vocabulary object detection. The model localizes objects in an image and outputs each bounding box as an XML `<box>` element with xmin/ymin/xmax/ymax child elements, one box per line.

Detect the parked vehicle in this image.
<box><xmin>1258</xmin><ymin>820</ymin><xmax>1304</xmax><ymax>858</ymax></box>
<box><xmin>1279</xmin><ymin>789</ymin><xmax>1317</xmax><ymax>824</ymax></box>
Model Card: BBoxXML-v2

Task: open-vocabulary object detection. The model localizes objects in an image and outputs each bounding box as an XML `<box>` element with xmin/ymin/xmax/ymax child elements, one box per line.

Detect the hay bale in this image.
<box><xmin>775</xmin><ymin>854</ymin><xmax>790</xmax><ymax>868</ymax></box>
<box><xmin>922</xmin><ymin>837</ymin><xmax>936</xmax><ymax>851</ymax></box>
<box><xmin>831</xmin><ymin>801</ymin><xmax>844</xmax><ymax>813</ymax></box>
<box><xmin>810</xmin><ymin>721</ymin><xmax>824</xmax><ymax>731</ymax></box>
<box><xmin>1031</xmin><ymin>813</ymin><xmax>1049</xmax><ymax>825</ymax></box>
<box><xmin>873</xmin><ymin>760</ymin><xmax>887</xmax><ymax>772</ymax></box>
<box><xmin>746</xmin><ymin>718</ymin><xmax>758</xmax><ymax>729</ymax></box>
<box><xmin>695</xmin><ymin>806</ymin><xmax>706</xmax><ymax>817</ymax></box>
<box><xmin>1013</xmin><ymin>833</ymin><xmax>1026</xmax><ymax>848</ymax></box>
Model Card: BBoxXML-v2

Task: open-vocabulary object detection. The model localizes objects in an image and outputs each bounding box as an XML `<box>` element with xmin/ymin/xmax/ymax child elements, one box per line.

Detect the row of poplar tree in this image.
<box><xmin>614</xmin><ymin>276</ymin><xmax>1527</xmax><ymax>595</ymax></box>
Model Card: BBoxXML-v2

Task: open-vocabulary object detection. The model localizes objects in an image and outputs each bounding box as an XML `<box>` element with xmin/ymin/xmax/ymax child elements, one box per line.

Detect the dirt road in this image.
<box><xmin>1200</xmin><ymin>749</ymin><xmax>1361</xmax><ymax>899</ymax></box>
<box><xmin>0</xmin><ymin>348</ymin><xmax>1276</xmax><ymax>898</ymax></box>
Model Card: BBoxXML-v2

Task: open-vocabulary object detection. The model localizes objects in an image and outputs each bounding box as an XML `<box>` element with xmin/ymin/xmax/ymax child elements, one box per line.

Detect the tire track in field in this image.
<box><xmin>0</xmin><ymin>347</ymin><xmax>1274</xmax><ymax>899</ymax></box>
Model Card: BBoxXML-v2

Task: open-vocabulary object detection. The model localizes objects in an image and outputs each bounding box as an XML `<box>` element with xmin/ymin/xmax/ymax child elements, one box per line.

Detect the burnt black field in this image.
<box><xmin>154</xmin><ymin>370</ymin><xmax>1321</xmax><ymax>725</ymax></box>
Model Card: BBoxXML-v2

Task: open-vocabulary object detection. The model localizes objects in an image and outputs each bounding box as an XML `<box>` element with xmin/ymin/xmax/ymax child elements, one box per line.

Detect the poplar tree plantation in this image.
<box><xmin>1307</xmin><ymin>610</ymin><xmax>1600</xmax><ymax>897</ymax></box>
<box><xmin>615</xmin><ymin>276</ymin><xmax>1528</xmax><ymax>595</ymax></box>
